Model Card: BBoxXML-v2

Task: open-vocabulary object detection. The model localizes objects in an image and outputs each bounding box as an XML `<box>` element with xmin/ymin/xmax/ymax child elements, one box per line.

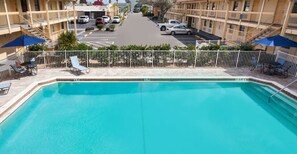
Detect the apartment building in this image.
<box><xmin>0</xmin><ymin>0</ymin><xmax>77</xmax><ymax>60</ymax></box>
<box><xmin>166</xmin><ymin>0</ymin><xmax>297</xmax><ymax>54</ymax></box>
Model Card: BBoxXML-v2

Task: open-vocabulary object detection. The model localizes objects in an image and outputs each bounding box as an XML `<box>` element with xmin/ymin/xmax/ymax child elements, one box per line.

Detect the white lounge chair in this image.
<box><xmin>0</xmin><ymin>82</ymin><xmax>11</xmax><ymax>95</ymax></box>
<box><xmin>70</xmin><ymin>56</ymin><xmax>90</xmax><ymax>74</ymax></box>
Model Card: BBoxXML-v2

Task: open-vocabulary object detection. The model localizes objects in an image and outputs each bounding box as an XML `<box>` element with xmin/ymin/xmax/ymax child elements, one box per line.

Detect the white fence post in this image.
<box><xmin>173</xmin><ymin>50</ymin><xmax>176</xmax><ymax>67</ymax></box>
<box><xmin>194</xmin><ymin>49</ymin><xmax>198</xmax><ymax>68</ymax></box>
<box><xmin>215</xmin><ymin>50</ymin><xmax>219</xmax><ymax>67</ymax></box>
<box><xmin>152</xmin><ymin>50</ymin><xmax>154</xmax><ymax>68</ymax></box>
<box><xmin>43</xmin><ymin>50</ymin><xmax>47</xmax><ymax>68</ymax></box>
<box><xmin>130</xmin><ymin>50</ymin><xmax>132</xmax><ymax>68</ymax></box>
<box><xmin>108</xmin><ymin>50</ymin><xmax>110</xmax><ymax>67</ymax></box>
<box><xmin>236</xmin><ymin>50</ymin><xmax>240</xmax><ymax>68</ymax></box>
<box><xmin>65</xmin><ymin>50</ymin><xmax>67</xmax><ymax>68</ymax></box>
<box><xmin>86</xmin><ymin>50</ymin><xmax>89</xmax><ymax>68</ymax></box>
<box><xmin>257</xmin><ymin>50</ymin><xmax>262</xmax><ymax>64</ymax></box>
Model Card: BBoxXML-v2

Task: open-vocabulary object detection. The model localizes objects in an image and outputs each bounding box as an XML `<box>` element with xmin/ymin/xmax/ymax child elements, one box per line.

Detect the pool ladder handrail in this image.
<box><xmin>268</xmin><ymin>78</ymin><xmax>297</xmax><ymax>103</ymax></box>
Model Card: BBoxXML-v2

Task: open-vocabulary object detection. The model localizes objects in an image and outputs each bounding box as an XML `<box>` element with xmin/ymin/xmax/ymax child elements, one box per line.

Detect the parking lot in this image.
<box><xmin>73</xmin><ymin>13</ymin><xmax>198</xmax><ymax>48</ymax></box>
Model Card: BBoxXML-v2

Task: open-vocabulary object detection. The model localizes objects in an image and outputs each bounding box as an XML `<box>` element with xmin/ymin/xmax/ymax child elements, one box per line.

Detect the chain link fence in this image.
<box><xmin>21</xmin><ymin>50</ymin><xmax>274</xmax><ymax>69</ymax></box>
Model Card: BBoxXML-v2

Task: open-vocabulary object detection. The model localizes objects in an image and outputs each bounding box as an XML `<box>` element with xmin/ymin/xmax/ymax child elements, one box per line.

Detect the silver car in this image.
<box><xmin>165</xmin><ymin>25</ymin><xmax>193</xmax><ymax>35</ymax></box>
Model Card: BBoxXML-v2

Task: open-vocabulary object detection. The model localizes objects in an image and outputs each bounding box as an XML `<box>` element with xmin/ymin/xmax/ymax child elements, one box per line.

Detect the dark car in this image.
<box><xmin>96</xmin><ymin>17</ymin><xmax>106</xmax><ymax>25</ymax></box>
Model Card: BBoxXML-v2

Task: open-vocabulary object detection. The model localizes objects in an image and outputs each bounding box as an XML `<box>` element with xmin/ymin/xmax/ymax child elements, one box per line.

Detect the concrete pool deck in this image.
<box><xmin>0</xmin><ymin>67</ymin><xmax>296</xmax><ymax>107</ymax></box>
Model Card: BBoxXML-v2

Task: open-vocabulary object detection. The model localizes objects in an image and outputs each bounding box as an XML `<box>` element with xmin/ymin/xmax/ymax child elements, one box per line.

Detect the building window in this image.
<box><xmin>239</xmin><ymin>25</ymin><xmax>245</xmax><ymax>32</ymax></box>
<box><xmin>229</xmin><ymin>24</ymin><xmax>234</xmax><ymax>29</ymax></box>
<box><xmin>243</xmin><ymin>0</ymin><xmax>250</xmax><ymax>11</ymax></box>
<box><xmin>49</xmin><ymin>0</ymin><xmax>53</xmax><ymax>10</ymax></box>
<box><xmin>293</xmin><ymin>2</ymin><xmax>297</xmax><ymax>13</ymax></box>
<box><xmin>209</xmin><ymin>21</ymin><xmax>213</xmax><ymax>28</ymax></box>
<box><xmin>20</xmin><ymin>0</ymin><xmax>28</xmax><ymax>12</ymax></box>
<box><xmin>233</xmin><ymin>1</ymin><xmax>239</xmax><ymax>11</ymax></box>
<box><xmin>206</xmin><ymin>3</ymin><xmax>210</xmax><ymax>10</ymax></box>
<box><xmin>34</xmin><ymin>0</ymin><xmax>40</xmax><ymax>11</ymax></box>
<box><xmin>59</xmin><ymin>1</ymin><xmax>63</xmax><ymax>10</ymax></box>
<box><xmin>61</xmin><ymin>22</ymin><xmax>65</xmax><ymax>29</ymax></box>
<box><xmin>212</xmin><ymin>3</ymin><xmax>216</xmax><ymax>10</ymax></box>
<box><xmin>229</xmin><ymin>24</ymin><xmax>234</xmax><ymax>33</ymax></box>
<box><xmin>204</xmin><ymin>20</ymin><xmax>207</xmax><ymax>27</ymax></box>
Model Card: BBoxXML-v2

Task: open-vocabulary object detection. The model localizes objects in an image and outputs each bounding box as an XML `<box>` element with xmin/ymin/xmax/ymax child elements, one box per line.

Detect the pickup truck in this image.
<box><xmin>157</xmin><ymin>20</ymin><xmax>187</xmax><ymax>31</ymax></box>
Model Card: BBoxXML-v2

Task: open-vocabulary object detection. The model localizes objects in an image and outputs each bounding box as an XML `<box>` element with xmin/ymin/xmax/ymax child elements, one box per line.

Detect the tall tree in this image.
<box><xmin>139</xmin><ymin>0</ymin><xmax>176</xmax><ymax>21</ymax></box>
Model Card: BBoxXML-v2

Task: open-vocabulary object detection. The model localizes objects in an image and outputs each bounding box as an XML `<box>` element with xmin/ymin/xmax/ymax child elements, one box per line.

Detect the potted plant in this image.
<box><xmin>109</xmin><ymin>24</ymin><xmax>116</xmax><ymax>32</ymax></box>
<box><xmin>97</xmin><ymin>24</ymin><xmax>104</xmax><ymax>31</ymax></box>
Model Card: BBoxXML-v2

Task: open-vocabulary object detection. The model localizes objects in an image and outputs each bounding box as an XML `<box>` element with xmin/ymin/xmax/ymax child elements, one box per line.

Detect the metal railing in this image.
<box><xmin>19</xmin><ymin>50</ymin><xmax>276</xmax><ymax>69</ymax></box>
<box><xmin>268</xmin><ymin>79</ymin><xmax>297</xmax><ymax>103</ymax></box>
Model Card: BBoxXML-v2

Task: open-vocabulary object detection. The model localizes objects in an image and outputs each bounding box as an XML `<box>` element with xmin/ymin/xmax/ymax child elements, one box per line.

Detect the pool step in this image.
<box><xmin>244</xmin><ymin>84</ymin><xmax>297</xmax><ymax>127</ymax></box>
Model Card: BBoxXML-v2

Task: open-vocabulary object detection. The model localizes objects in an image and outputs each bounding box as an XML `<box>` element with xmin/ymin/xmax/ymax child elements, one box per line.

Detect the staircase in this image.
<box><xmin>245</xmin><ymin>25</ymin><xmax>282</xmax><ymax>44</ymax></box>
<box><xmin>21</xmin><ymin>26</ymin><xmax>52</xmax><ymax>45</ymax></box>
<box><xmin>19</xmin><ymin>15</ymin><xmax>53</xmax><ymax>48</ymax></box>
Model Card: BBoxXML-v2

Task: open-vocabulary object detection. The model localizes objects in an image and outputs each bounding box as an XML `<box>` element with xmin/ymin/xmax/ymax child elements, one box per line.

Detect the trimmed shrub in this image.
<box><xmin>28</xmin><ymin>44</ymin><xmax>48</xmax><ymax>51</ymax></box>
<box><xmin>75</xmin><ymin>43</ymin><xmax>93</xmax><ymax>50</ymax></box>
<box><xmin>85</xmin><ymin>27</ymin><xmax>95</xmax><ymax>31</ymax></box>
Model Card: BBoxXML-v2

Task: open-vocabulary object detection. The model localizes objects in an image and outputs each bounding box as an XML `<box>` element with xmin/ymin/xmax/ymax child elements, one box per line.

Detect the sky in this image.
<box><xmin>87</xmin><ymin>0</ymin><xmax>138</xmax><ymax>9</ymax></box>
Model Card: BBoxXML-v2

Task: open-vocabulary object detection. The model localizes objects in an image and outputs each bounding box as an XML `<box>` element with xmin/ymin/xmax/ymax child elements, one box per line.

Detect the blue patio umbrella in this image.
<box><xmin>2</xmin><ymin>35</ymin><xmax>45</xmax><ymax>48</ymax></box>
<box><xmin>253</xmin><ymin>35</ymin><xmax>297</xmax><ymax>48</ymax></box>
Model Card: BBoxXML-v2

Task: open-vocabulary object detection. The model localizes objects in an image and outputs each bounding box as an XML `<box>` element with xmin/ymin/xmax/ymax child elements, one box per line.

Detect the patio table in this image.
<box><xmin>21</xmin><ymin>61</ymin><xmax>37</xmax><ymax>75</ymax></box>
<box><xmin>263</xmin><ymin>62</ymin><xmax>280</xmax><ymax>75</ymax></box>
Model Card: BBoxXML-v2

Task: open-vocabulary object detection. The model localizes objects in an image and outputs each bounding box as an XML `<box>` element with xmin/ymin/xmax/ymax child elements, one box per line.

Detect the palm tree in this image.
<box><xmin>111</xmin><ymin>4</ymin><xmax>119</xmax><ymax>16</ymax></box>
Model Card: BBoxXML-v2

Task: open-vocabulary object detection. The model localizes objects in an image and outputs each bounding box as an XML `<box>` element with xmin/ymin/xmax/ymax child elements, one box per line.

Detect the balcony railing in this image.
<box><xmin>0</xmin><ymin>10</ymin><xmax>76</xmax><ymax>34</ymax></box>
<box><xmin>289</xmin><ymin>13</ymin><xmax>297</xmax><ymax>28</ymax></box>
<box><xmin>167</xmin><ymin>8</ymin><xmax>275</xmax><ymax>25</ymax></box>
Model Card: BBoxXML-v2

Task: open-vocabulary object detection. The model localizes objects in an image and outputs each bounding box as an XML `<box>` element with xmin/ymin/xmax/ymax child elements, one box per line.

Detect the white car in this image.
<box><xmin>78</xmin><ymin>16</ymin><xmax>90</xmax><ymax>23</ymax></box>
<box><xmin>165</xmin><ymin>25</ymin><xmax>193</xmax><ymax>35</ymax></box>
<box><xmin>158</xmin><ymin>20</ymin><xmax>187</xmax><ymax>31</ymax></box>
<box><xmin>112</xmin><ymin>16</ymin><xmax>121</xmax><ymax>23</ymax></box>
<box><xmin>102</xmin><ymin>16</ymin><xmax>110</xmax><ymax>23</ymax></box>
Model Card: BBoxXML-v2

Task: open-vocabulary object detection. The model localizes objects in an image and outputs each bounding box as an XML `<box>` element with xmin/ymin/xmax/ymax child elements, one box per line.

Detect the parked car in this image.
<box><xmin>78</xmin><ymin>16</ymin><xmax>90</xmax><ymax>23</ymax></box>
<box><xmin>133</xmin><ymin>8</ymin><xmax>141</xmax><ymax>13</ymax></box>
<box><xmin>96</xmin><ymin>17</ymin><xmax>107</xmax><ymax>25</ymax></box>
<box><xmin>112</xmin><ymin>16</ymin><xmax>121</xmax><ymax>23</ymax></box>
<box><xmin>157</xmin><ymin>20</ymin><xmax>187</xmax><ymax>31</ymax></box>
<box><xmin>102</xmin><ymin>16</ymin><xmax>110</xmax><ymax>23</ymax></box>
<box><xmin>165</xmin><ymin>25</ymin><xmax>193</xmax><ymax>35</ymax></box>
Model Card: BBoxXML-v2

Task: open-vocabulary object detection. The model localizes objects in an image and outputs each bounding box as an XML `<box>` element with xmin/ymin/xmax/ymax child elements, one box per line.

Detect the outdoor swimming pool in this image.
<box><xmin>0</xmin><ymin>81</ymin><xmax>297</xmax><ymax>154</ymax></box>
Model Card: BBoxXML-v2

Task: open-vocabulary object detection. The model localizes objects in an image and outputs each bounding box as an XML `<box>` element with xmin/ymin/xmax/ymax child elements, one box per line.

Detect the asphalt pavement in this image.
<box><xmin>77</xmin><ymin>13</ymin><xmax>198</xmax><ymax>48</ymax></box>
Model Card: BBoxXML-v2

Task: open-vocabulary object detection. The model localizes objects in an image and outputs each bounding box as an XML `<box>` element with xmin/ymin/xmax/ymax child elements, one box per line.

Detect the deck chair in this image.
<box><xmin>10</xmin><ymin>65</ymin><xmax>27</xmax><ymax>78</ymax></box>
<box><xmin>275</xmin><ymin>65</ymin><xmax>292</xmax><ymax>78</ymax></box>
<box><xmin>0</xmin><ymin>82</ymin><xmax>11</xmax><ymax>95</ymax></box>
<box><xmin>250</xmin><ymin>56</ymin><xmax>264</xmax><ymax>72</ymax></box>
<box><xmin>70</xmin><ymin>56</ymin><xmax>90</xmax><ymax>74</ymax></box>
<box><xmin>275</xmin><ymin>58</ymin><xmax>286</xmax><ymax>68</ymax></box>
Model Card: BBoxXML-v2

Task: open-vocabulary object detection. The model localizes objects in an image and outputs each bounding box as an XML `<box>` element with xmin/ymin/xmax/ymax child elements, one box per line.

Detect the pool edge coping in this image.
<box><xmin>0</xmin><ymin>76</ymin><xmax>296</xmax><ymax>124</ymax></box>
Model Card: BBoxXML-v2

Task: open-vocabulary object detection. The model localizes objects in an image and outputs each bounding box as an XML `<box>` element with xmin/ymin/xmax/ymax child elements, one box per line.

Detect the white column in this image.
<box><xmin>73</xmin><ymin>1</ymin><xmax>77</xmax><ymax>36</ymax></box>
<box><xmin>257</xmin><ymin>0</ymin><xmax>266</xmax><ymax>28</ymax></box>
<box><xmin>281</xmin><ymin>0</ymin><xmax>294</xmax><ymax>35</ymax></box>
<box><xmin>3</xmin><ymin>0</ymin><xmax>11</xmax><ymax>33</ymax></box>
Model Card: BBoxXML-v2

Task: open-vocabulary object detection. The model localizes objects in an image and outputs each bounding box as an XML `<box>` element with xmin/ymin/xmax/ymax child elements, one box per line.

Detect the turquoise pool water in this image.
<box><xmin>0</xmin><ymin>81</ymin><xmax>297</xmax><ymax>154</ymax></box>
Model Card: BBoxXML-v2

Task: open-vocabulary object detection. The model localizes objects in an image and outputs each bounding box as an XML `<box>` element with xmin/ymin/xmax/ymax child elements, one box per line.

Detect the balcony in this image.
<box><xmin>287</xmin><ymin>13</ymin><xmax>297</xmax><ymax>34</ymax></box>
<box><xmin>167</xmin><ymin>8</ymin><xmax>275</xmax><ymax>29</ymax></box>
<box><xmin>0</xmin><ymin>10</ymin><xmax>76</xmax><ymax>35</ymax></box>
<box><xmin>0</xmin><ymin>12</ymin><xmax>22</xmax><ymax>34</ymax></box>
